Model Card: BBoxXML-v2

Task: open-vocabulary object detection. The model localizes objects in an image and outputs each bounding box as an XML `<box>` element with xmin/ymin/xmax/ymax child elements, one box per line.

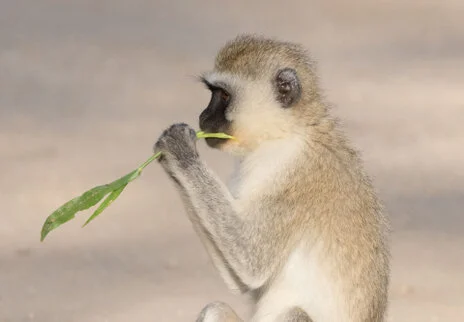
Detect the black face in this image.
<box><xmin>199</xmin><ymin>79</ymin><xmax>232</xmax><ymax>148</ymax></box>
<box><xmin>274</xmin><ymin>68</ymin><xmax>301</xmax><ymax>107</ymax></box>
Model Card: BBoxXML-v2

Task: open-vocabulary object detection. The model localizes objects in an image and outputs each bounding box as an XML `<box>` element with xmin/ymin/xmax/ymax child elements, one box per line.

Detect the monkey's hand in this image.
<box><xmin>153</xmin><ymin>123</ymin><xmax>200</xmax><ymax>173</ymax></box>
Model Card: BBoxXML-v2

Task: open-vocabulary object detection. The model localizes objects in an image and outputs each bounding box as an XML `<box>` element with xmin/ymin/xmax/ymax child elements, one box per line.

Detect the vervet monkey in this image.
<box><xmin>154</xmin><ymin>34</ymin><xmax>390</xmax><ymax>322</ymax></box>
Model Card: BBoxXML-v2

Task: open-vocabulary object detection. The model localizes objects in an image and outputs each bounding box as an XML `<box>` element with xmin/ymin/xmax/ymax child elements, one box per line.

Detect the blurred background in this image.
<box><xmin>1</xmin><ymin>1</ymin><xmax>463</xmax><ymax>321</ymax></box>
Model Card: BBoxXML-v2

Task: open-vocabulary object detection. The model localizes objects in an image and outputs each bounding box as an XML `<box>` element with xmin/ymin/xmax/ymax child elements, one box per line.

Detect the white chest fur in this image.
<box><xmin>228</xmin><ymin>137</ymin><xmax>305</xmax><ymax>202</ymax></box>
<box><xmin>253</xmin><ymin>243</ymin><xmax>347</xmax><ymax>322</ymax></box>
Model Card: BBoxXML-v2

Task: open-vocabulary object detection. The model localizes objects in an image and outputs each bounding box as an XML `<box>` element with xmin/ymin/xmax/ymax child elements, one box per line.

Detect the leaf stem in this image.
<box><xmin>135</xmin><ymin>131</ymin><xmax>235</xmax><ymax>173</ymax></box>
<box><xmin>137</xmin><ymin>151</ymin><xmax>162</xmax><ymax>171</ymax></box>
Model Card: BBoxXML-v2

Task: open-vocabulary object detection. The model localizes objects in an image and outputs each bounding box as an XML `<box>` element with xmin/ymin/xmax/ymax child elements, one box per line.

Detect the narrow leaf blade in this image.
<box><xmin>108</xmin><ymin>169</ymin><xmax>140</xmax><ymax>189</ymax></box>
<box><xmin>196</xmin><ymin>132</ymin><xmax>236</xmax><ymax>140</ymax></box>
<box><xmin>40</xmin><ymin>169</ymin><xmax>140</xmax><ymax>241</ymax></box>
<box><xmin>83</xmin><ymin>184</ymin><xmax>127</xmax><ymax>227</ymax></box>
<box><xmin>40</xmin><ymin>185</ymin><xmax>112</xmax><ymax>241</ymax></box>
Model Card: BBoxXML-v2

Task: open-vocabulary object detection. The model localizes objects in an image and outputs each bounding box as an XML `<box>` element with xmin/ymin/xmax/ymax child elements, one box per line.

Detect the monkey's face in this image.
<box><xmin>199</xmin><ymin>68</ymin><xmax>303</xmax><ymax>156</ymax></box>
<box><xmin>199</xmin><ymin>76</ymin><xmax>234</xmax><ymax>150</ymax></box>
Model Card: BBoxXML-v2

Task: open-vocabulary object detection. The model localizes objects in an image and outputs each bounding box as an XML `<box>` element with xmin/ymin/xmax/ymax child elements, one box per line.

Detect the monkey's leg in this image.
<box><xmin>276</xmin><ymin>307</ymin><xmax>312</xmax><ymax>322</ymax></box>
<box><xmin>196</xmin><ymin>301</ymin><xmax>243</xmax><ymax>322</ymax></box>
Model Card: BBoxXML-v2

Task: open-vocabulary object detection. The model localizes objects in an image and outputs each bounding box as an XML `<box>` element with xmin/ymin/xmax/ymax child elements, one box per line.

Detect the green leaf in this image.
<box><xmin>109</xmin><ymin>169</ymin><xmax>140</xmax><ymax>189</ymax></box>
<box><xmin>196</xmin><ymin>131</ymin><xmax>236</xmax><ymax>140</ymax></box>
<box><xmin>40</xmin><ymin>184</ymin><xmax>113</xmax><ymax>241</ymax></box>
<box><xmin>137</xmin><ymin>151</ymin><xmax>162</xmax><ymax>171</ymax></box>
<box><xmin>40</xmin><ymin>169</ymin><xmax>141</xmax><ymax>242</ymax></box>
<box><xmin>83</xmin><ymin>184</ymin><xmax>127</xmax><ymax>227</ymax></box>
<box><xmin>40</xmin><ymin>132</ymin><xmax>233</xmax><ymax>242</ymax></box>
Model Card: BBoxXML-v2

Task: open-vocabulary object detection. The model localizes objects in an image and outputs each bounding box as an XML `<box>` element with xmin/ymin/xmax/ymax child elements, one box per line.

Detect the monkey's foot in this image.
<box><xmin>196</xmin><ymin>301</ymin><xmax>243</xmax><ymax>322</ymax></box>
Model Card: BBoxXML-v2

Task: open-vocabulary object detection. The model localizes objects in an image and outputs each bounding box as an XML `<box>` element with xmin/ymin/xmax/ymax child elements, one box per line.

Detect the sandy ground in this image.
<box><xmin>0</xmin><ymin>1</ymin><xmax>463</xmax><ymax>321</ymax></box>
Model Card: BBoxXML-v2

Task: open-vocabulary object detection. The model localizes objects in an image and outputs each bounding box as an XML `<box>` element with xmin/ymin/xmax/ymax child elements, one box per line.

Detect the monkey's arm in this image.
<box><xmin>154</xmin><ymin>124</ymin><xmax>286</xmax><ymax>289</ymax></box>
<box><xmin>176</xmin><ymin>191</ymin><xmax>249</xmax><ymax>293</ymax></box>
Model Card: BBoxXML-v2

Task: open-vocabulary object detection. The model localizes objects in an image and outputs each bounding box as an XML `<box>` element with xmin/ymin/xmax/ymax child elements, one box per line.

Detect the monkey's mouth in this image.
<box><xmin>199</xmin><ymin>123</ymin><xmax>233</xmax><ymax>149</ymax></box>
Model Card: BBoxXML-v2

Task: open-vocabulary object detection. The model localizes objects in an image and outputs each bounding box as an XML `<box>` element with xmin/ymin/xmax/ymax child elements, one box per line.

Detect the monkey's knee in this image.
<box><xmin>196</xmin><ymin>301</ymin><xmax>243</xmax><ymax>322</ymax></box>
<box><xmin>278</xmin><ymin>306</ymin><xmax>312</xmax><ymax>322</ymax></box>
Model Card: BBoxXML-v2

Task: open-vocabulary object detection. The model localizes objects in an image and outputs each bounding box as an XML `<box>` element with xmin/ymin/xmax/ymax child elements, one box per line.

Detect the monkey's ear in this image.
<box><xmin>274</xmin><ymin>68</ymin><xmax>301</xmax><ymax>108</ymax></box>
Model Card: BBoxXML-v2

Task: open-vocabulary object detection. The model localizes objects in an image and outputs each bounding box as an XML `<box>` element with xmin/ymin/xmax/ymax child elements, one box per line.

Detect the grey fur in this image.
<box><xmin>154</xmin><ymin>123</ymin><xmax>289</xmax><ymax>287</ymax></box>
<box><xmin>196</xmin><ymin>301</ymin><xmax>243</xmax><ymax>322</ymax></box>
<box><xmin>278</xmin><ymin>307</ymin><xmax>313</xmax><ymax>322</ymax></box>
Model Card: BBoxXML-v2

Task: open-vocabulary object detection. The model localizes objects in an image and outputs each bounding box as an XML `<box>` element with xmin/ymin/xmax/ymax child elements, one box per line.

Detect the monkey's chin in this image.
<box><xmin>207</xmin><ymin>139</ymin><xmax>247</xmax><ymax>157</ymax></box>
<box><xmin>204</xmin><ymin>138</ymin><xmax>228</xmax><ymax>149</ymax></box>
<box><xmin>204</xmin><ymin>138</ymin><xmax>245</xmax><ymax>156</ymax></box>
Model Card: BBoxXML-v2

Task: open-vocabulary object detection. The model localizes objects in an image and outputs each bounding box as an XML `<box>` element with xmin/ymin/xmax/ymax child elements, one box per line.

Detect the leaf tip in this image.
<box><xmin>40</xmin><ymin>226</ymin><xmax>49</xmax><ymax>242</ymax></box>
<box><xmin>82</xmin><ymin>217</ymin><xmax>93</xmax><ymax>227</ymax></box>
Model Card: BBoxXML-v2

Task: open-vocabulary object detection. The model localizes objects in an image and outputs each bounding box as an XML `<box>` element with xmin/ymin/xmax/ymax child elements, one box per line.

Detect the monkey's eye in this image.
<box><xmin>220</xmin><ymin>89</ymin><xmax>230</xmax><ymax>102</ymax></box>
<box><xmin>202</xmin><ymin>78</ymin><xmax>231</xmax><ymax>106</ymax></box>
